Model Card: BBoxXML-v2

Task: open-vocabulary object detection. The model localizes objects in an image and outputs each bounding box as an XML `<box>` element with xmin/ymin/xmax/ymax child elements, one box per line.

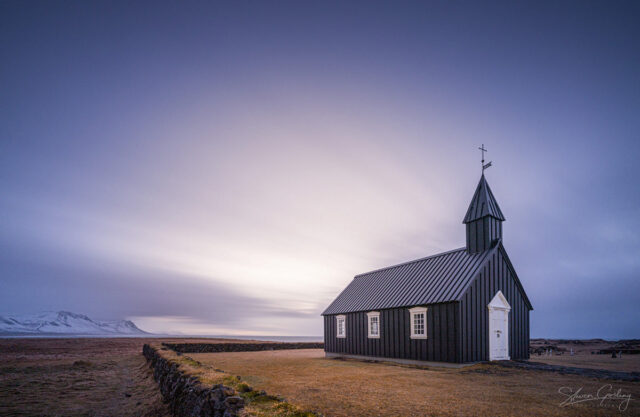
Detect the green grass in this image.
<box><xmin>177</xmin><ymin>356</ymin><xmax>201</xmax><ymax>367</ymax></box>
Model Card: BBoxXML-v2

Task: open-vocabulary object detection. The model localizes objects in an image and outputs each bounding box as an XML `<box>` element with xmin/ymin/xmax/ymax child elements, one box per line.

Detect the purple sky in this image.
<box><xmin>1</xmin><ymin>1</ymin><xmax>639</xmax><ymax>337</ymax></box>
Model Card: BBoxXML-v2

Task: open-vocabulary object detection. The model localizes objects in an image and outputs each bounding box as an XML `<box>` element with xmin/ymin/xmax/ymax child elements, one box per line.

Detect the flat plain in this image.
<box><xmin>0</xmin><ymin>337</ymin><xmax>250</xmax><ymax>417</ymax></box>
<box><xmin>187</xmin><ymin>348</ymin><xmax>640</xmax><ymax>417</ymax></box>
<box><xmin>1</xmin><ymin>338</ymin><xmax>639</xmax><ymax>417</ymax></box>
<box><xmin>529</xmin><ymin>339</ymin><xmax>640</xmax><ymax>372</ymax></box>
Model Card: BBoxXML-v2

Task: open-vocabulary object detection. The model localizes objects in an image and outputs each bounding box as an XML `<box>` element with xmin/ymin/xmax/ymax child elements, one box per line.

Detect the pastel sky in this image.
<box><xmin>1</xmin><ymin>1</ymin><xmax>639</xmax><ymax>338</ymax></box>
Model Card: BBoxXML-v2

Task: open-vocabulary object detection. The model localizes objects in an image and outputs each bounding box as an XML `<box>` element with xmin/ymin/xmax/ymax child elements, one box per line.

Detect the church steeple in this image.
<box><xmin>463</xmin><ymin>174</ymin><xmax>505</xmax><ymax>253</ymax></box>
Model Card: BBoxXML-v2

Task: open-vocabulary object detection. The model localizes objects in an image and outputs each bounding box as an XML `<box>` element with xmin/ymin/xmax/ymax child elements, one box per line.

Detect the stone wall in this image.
<box><xmin>142</xmin><ymin>344</ymin><xmax>244</xmax><ymax>417</ymax></box>
<box><xmin>163</xmin><ymin>342</ymin><xmax>323</xmax><ymax>353</ymax></box>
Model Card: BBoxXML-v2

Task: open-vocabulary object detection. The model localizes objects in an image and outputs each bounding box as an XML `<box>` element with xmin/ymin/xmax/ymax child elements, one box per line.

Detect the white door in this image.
<box><xmin>488</xmin><ymin>291</ymin><xmax>510</xmax><ymax>361</ymax></box>
<box><xmin>490</xmin><ymin>309</ymin><xmax>508</xmax><ymax>359</ymax></box>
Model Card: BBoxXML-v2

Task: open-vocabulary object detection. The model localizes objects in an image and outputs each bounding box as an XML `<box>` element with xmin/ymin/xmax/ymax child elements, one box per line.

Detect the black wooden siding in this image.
<box><xmin>459</xmin><ymin>247</ymin><xmax>530</xmax><ymax>361</ymax></box>
<box><xmin>324</xmin><ymin>244</ymin><xmax>531</xmax><ymax>363</ymax></box>
<box><xmin>324</xmin><ymin>302</ymin><xmax>460</xmax><ymax>363</ymax></box>
<box><xmin>466</xmin><ymin>216</ymin><xmax>502</xmax><ymax>253</ymax></box>
<box><xmin>323</xmin><ymin>175</ymin><xmax>531</xmax><ymax>363</ymax></box>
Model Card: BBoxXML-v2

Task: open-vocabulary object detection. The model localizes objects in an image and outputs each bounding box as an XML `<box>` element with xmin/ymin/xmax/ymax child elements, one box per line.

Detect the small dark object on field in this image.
<box><xmin>237</xmin><ymin>382</ymin><xmax>252</xmax><ymax>393</ymax></box>
<box><xmin>224</xmin><ymin>396</ymin><xmax>244</xmax><ymax>407</ymax></box>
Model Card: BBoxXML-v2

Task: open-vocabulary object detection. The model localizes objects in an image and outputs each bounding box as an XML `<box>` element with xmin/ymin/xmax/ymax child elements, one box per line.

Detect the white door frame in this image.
<box><xmin>488</xmin><ymin>290</ymin><xmax>511</xmax><ymax>361</ymax></box>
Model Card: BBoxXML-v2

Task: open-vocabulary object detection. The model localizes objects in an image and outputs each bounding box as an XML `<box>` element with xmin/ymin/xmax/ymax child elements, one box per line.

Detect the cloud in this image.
<box><xmin>0</xmin><ymin>233</ymin><xmax>324</xmax><ymax>334</ymax></box>
<box><xmin>1</xmin><ymin>1</ymin><xmax>639</xmax><ymax>339</ymax></box>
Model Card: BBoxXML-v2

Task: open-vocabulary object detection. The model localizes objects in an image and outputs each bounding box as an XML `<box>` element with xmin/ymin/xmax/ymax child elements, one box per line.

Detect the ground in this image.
<box><xmin>186</xmin><ymin>349</ymin><xmax>639</xmax><ymax>417</ymax></box>
<box><xmin>0</xmin><ymin>337</ymin><xmax>251</xmax><ymax>417</ymax></box>
<box><xmin>533</xmin><ymin>353</ymin><xmax>640</xmax><ymax>373</ymax></box>
<box><xmin>0</xmin><ymin>338</ymin><xmax>169</xmax><ymax>417</ymax></box>
<box><xmin>529</xmin><ymin>339</ymin><xmax>640</xmax><ymax>372</ymax></box>
<box><xmin>1</xmin><ymin>338</ymin><xmax>638</xmax><ymax>416</ymax></box>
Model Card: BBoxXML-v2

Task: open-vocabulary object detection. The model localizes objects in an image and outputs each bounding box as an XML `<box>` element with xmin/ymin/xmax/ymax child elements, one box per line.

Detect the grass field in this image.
<box><xmin>187</xmin><ymin>349</ymin><xmax>640</xmax><ymax>417</ymax></box>
<box><xmin>532</xmin><ymin>353</ymin><xmax>640</xmax><ymax>372</ymax></box>
<box><xmin>1</xmin><ymin>338</ymin><xmax>638</xmax><ymax>416</ymax></box>
<box><xmin>529</xmin><ymin>339</ymin><xmax>640</xmax><ymax>372</ymax></box>
<box><xmin>0</xmin><ymin>337</ymin><xmax>255</xmax><ymax>417</ymax></box>
<box><xmin>0</xmin><ymin>338</ymin><xmax>169</xmax><ymax>417</ymax></box>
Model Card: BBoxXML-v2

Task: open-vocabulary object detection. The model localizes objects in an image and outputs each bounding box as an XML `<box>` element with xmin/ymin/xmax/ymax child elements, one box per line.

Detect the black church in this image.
<box><xmin>322</xmin><ymin>171</ymin><xmax>532</xmax><ymax>364</ymax></box>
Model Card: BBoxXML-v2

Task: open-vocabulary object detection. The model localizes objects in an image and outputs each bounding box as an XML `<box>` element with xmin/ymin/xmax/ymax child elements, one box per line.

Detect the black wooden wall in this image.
<box><xmin>323</xmin><ymin>302</ymin><xmax>460</xmax><ymax>363</ymax></box>
<box><xmin>459</xmin><ymin>246</ymin><xmax>530</xmax><ymax>362</ymax></box>
<box><xmin>466</xmin><ymin>216</ymin><xmax>502</xmax><ymax>253</ymax></box>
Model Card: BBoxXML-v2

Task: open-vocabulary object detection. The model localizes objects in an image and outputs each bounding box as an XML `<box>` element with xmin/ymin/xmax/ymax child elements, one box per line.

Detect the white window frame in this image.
<box><xmin>336</xmin><ymin>315</ymin><xmax>346</xmax><ymax>338</ymax></box>
<box><xmin>366</xmin><ymin>311</ymin><xmax>380</xmax><ymax>338</ymax></box>
<box><xmin>409</xmin><ymin>307</ymin><xmax>428</xmax><ymax>339</ymax></box>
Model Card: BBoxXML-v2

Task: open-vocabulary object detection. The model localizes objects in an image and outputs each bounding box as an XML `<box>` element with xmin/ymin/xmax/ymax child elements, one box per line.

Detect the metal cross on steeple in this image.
<box><xmin>478</xmin><ymin>144</ymin><xmax>492</xmax><ymax>173</ymax></box>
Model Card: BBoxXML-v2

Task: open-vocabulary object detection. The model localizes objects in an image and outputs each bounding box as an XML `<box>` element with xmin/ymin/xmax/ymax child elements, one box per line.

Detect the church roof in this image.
<box><xmin>462</xmin><ymin>174</ymin><xmax>505</xmax><ymax>223</ymax></box>
<box><xmin>322</xmin><ymin>245</ymin><xmax>496</xmax><ymax>315</ymax></box>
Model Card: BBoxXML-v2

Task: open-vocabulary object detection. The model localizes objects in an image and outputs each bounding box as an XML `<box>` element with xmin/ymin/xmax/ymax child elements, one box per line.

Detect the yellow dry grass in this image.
<box><xmin>189</xmin><ymin>349</ymin><xmax>640</xmax><ymax>417</ymax></box>
<box><xmin>153</xmin><ymin>343</ymin><xmax>316</xmax><ymax>417</ymax></box>
<box><xmin>3</xmin><ymin>338</ymin><xmax>638</xmax><ymax>417</ymax></box>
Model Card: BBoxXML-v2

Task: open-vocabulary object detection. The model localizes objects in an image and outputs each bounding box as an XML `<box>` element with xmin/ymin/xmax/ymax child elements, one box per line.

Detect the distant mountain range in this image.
<box><xmin>0</xmin><ymin>311</ymin><xmax>148</xmax><ymax>336</ymax></box>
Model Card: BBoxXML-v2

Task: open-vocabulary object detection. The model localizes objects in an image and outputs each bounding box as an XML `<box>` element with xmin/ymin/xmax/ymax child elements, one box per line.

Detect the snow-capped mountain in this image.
<box><xmin>0</xmin><ymin>311</ymin><xmax>148</xmax><ymax>335</ymax></box>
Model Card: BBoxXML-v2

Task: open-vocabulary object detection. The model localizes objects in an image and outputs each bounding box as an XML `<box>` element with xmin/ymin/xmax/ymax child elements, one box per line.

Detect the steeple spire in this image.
<box><xmin>463</xmin><ymin>174</ymin><xmax>505</xmax><ymax>223</ymax></box>
<box><xmin>463</xmin><ymin>174</ymin><xmax>505</xmax><ymax>253</ymax></box>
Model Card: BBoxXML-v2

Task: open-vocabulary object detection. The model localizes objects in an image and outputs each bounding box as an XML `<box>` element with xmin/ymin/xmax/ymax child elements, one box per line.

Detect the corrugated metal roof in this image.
<box><xmin>322</xmin><ymin>245</ymin><xmax>495</xmax><ymax>315</ymax></box>
<box><xmin>463</xmin><ymin>174</ymin><xmax>505</xmax><ymax>223</ymax></box>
